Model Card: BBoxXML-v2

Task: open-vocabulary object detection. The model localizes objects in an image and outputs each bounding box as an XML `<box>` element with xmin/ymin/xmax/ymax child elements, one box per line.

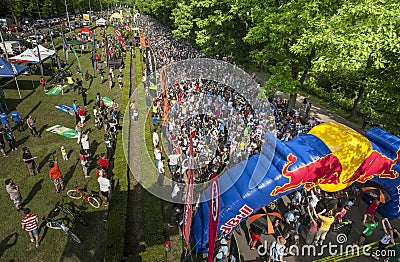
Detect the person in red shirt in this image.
<box><xmin>97</xmin><ymin>153</ymin><xmax>109</xmax><ymax>177</ymax></box>
<box><xmin>40</xmin><ymin>76</ymin><xmax>46</xmax><ymax>92</ymax></box>
<box><xmin>78</xmin><ymin>106</ymin><xmax>85</xmax><ymax>124</ymax></box>
<box><xmin>49</xmin><ymin>155</ymin><xmax>64</xmax><ymax>193</ymax></box>
<box><xmin>366</xmin><ymin>199</ymin><xmax>380</xmax><ymax>217</ymax></box>
<box><xmin>21</xmin><ymin>208</ymin><xmax>40</xmax><ymax>248</ymax></box>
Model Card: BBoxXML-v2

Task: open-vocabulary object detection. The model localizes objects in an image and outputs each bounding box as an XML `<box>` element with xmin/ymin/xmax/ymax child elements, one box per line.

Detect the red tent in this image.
<box><xmin>78</xmin><ymin>28</ymin><xmax>93</xmax><ymax>35</ymax></box>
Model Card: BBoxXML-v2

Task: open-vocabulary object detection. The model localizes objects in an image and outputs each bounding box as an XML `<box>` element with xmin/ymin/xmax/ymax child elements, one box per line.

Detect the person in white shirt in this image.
<box><xmin>168</xmin><ymin>152</ymin><xmax>181</xmax><ymax>176</ymax></box>
<box><xmin>97</xmin><ymin>172</ymin><xmax>111</xmax><ymax>206</ymax></box>
<box><xmin>157</xmin><ymin>158</ymin><xmax>165</xmax><ymax>187</ymax></box>
<box><xmin>81</xmin><ymin>131</ymin><xmax>90</xmax><ymax>154</ymax></box>
<box><xmin>152</xmin><ymin>128</ymin><xmax>159</xmax><ymax>147</ymax></box>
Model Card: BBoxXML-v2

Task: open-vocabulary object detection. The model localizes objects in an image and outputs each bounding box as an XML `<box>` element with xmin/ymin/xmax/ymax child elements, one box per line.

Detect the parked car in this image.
<box><xmin>7</xmin><ymin>24</ymin><xmax>22</xmax><ymax>32</ymax></box>
<box><xmin>36</xmin><ymin>19</ymin><xmax>47</xmax><ymax>27</ymax></box>
<box><xmin>28</xmin><ymin>35</ymin><xmax>44</xmax><ymax>46</ymax></box>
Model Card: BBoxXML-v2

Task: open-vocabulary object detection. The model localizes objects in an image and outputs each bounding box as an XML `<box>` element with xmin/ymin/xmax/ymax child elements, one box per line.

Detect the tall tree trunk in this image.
<box><xmin>299</xmin><ymin>49</ymin><xmax>315</xmax><ymax>86</ymax></box>
<box><xmin>288</xmin><ymin>93</ymin><xmax>297</xmax><ymax>111</ymax></box>
<box><xmin>350</xmin><ymin>84</ymin><xmax>366</xmax><ymax>120</ymax></box>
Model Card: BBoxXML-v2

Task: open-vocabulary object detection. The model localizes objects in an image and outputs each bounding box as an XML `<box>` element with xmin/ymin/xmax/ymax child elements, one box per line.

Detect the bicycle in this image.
<box><xmin>332</xmin><ymin>218</ymin><xmax>352</xmax><ymax>236</ymax></box>
<box><xmin>54</xmin><ymin>200</ymin><xmax>88</xmax><ymax>226</ymax></box>
<box><xmin>44</xmin><ymin>217</ymin><xmax>81</xmax><ymax>243</ymax></box>
<box><xmin>67</xmin><ymin>185</ymin><xmax>101</xmax><ymax>208</ymax></box>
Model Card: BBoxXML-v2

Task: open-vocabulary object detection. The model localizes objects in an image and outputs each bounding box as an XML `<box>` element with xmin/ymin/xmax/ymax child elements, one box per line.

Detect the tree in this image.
<box><xmin>292</xmin><ymin>0</ymin><xmax>400</xmax><ymax>119</ymax></box>
<box><xmin>242</xmin><ymin>0</ymin><xmax>337</xmax><ymax>110</ymax></box>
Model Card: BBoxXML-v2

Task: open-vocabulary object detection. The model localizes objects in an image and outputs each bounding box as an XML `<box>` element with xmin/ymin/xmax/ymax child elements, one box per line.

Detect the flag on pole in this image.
<box><xmin>182</xmin><ymin>133</ymin><xmax>195</xmax><ymax>247</ymax></box>
<box><xmin>61</xmin><ymin>30</ymin><xmax>68</xmax><ymax>62</ymax></box>
<box><xmin>92</xmin><ymin>30</ymin><xmax>96</xmax><ymax>74</ymax></box>
<box><xmin>50</xmin><ymin>32</ymin><xmax>62</xmax><ymax>70</ymax></box>
<box><xmin>70</xmin><ymin>46</ymin><xmax>83</xmax><ymax>78</ymax></box>
<box><xmin>207</xmin><ymin>172</ymin><xmax>220</xmax><ymax>262</ymax></box>
<box><xmin>34</xmin><ymin>33</ymin><xmax>43</xmax><ymax>76</ymax></box>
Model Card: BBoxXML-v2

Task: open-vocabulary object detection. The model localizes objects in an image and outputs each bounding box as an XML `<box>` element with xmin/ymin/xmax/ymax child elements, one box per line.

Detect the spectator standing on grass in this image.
<box><xmin>4</xmin><ymin>127</ymin><xmax>17</xmax><ymax>151</ymax></box>
<box><xmin>75</xmin><ymin>121</ymin><xmax>84</xmax><ymax>144</ymax></box>
<box><xmin>0</xmin><ymin>111</ymin><xmax>10</xmax><ymax>128</ymax></box>
<box><xmin>72</xmin><ymin>100</ymin><xmax>80</xmax><ymax>124</ymax></box>
<box><xmin>81</xmin><ymin>88</ymin><xmax>88</xmax><ymax>107</ymax></box>
<box><xmin>5</xmin><ymin>178</ymin><xmax>22</xmax><ymax>211</ymax></box>
<box><xmin>97</xmin><ymin>153</ymin><xmax>109</xmax><ymax>174</ymax></box>
<box><xmin>81</xmin><ymin>131</ymin><xmax>90</xmax><ymax>155</ymax></box>
<box><xmin>104</xmin><ymin>133</ymin><xmax>114</xmax><ymax>160</ymax></box>
<box><xmin>40</xmin><ymin>76</ymin><xmax>46</xmax><ymax>92</ymax></box>
<box><xmin>9</xmin><ymin>108</ymin><xmax>23</xmax><ymax>132</ymax></box>
<box><xmin>66</xmin><ymin>76</ymin><xmax>75</xmax><ymax>91</ymax></box>
<box><xmin>152</xmin><ymin>128</ymin><xmax>159</xmax><ymax>147</ymax></box>
<box><xmin>157</xmin><ymin>157</ymin><xmax>165</xmax><ymax>187</ymax></box>
<box><xmin>21</xmin><ymin>208</ymin><xmax>40</xmax><ymax>248</ymax></box>
<box><xmin>76</xmin><ymin>78</ymin><xmax>83</xmax><ymax>94</ymax></box>
<box><xmin>78</xmin><ymin>106</ymin><xmax>85</xmax><ymax>123</ymax></box>
<box><xmin>26</xmin><ymin>115</ymin><xmax>40</xmax><ymax>137</ymax></box>
<box><xmin>118</xmin><ymin>74</ymin><xmax>123</xmax><ymax>89</ymax></box>
<box><xmin>0</xmin><ymin>128</ymin><xmax>9</xmax><ymax>156</ymax></box>
<box><xmin>22</xmin><ymin>146</ymin><xmax>38</xmax><ymax>176</ymax></box>
<box><xmin>79</xmin><ymin>149</ymin><xmax>90</xmax><ymax>178</ymax></box>
<box><xmin>98</xmin><ymin>171</ymin><xmax>111</xmax><ymax>206</ymax></box>
<box><xmin>49</xmin><ymin>155</ymin><xmax>64</xmax><ymax>193</ymax></box>
<box><xmin>96</xmin><ymin>93</ymin><xmax>101</xmax><ymax>107</ymax></box>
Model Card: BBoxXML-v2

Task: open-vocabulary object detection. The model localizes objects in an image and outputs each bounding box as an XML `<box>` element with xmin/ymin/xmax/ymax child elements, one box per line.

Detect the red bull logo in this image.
<box><xmin>271</xmin><ymin>153</ymin><xmax>342</xmax><ymax>196</ymax></box>
<box><xmin>342</xmin><ymin>149</ymin><xmax>400</xmax><ymax>183</ymax></box>
<box><xmin>220</xmin><ymin>205</ymin><xmax>253</xmax><ymax>234</ymax></box>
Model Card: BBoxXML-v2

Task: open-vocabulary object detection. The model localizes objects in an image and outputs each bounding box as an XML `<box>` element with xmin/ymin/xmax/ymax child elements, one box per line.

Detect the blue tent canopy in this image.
<box><xmin>0</xmin><ymin>58</ymin><xmax>29</xmax><ymax>98</ymax></box>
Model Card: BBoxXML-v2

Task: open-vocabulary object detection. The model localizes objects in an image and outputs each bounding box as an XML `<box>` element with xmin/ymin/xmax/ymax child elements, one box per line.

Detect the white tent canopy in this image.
<box><xmin>96</xmin><ymin>18</ymin><xmax>107</xmax><ymax>26</ymax></box>
<box><xmin>8</xmin><ymin>49</ymin><xmax>41</xmax><ymax>64</ymax></box>
<box><xmin>32</xmin><ymin>45</ymin><xmax>56</xmax><ymax>59</ymax></box>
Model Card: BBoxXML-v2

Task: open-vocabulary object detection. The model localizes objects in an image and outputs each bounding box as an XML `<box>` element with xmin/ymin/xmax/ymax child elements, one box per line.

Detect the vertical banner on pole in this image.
<box><xmin>207</xmin><ymin>172</ymin><xmax>220</xmax><ymax>262</ymax></box>
<box><xmin>92</xmin><ymin>30</ymin><xmax>96</xmax><ymax>74</ymax></box>
<box><xmin>61</xmin><ymin>30</ymin><xmax>69</xmax><ymax>62</ymax></box>
<box><xmin>182</xmin><ymin>135</ymin><xmax>195</xmax><ymax>248</ymax></box>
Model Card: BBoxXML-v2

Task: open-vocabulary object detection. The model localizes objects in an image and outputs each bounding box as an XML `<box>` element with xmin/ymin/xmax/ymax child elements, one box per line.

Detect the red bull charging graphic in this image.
<box><xmin>190</xmin><ymin>122</ymin><xmax>400</xmax><ymax>254</ymax></box>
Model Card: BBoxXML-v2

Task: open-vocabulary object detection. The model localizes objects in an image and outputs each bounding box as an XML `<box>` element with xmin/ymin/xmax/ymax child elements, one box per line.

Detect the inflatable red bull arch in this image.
<box><xmin>190</xmin><ymin>122</ymin><xmax>400</xmax><ymax>253</ymax></box>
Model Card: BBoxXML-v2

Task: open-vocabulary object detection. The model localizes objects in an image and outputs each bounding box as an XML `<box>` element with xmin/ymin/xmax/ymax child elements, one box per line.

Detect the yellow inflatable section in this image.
<box><xmin>109</xmin><ymin>12</ymin><xmax>124</xmax><ymax>22</ymax></box>
<box><xmin>308</xmin><ymin>122</ymin><xmax>373</xmax><ymax>191</ymax></box>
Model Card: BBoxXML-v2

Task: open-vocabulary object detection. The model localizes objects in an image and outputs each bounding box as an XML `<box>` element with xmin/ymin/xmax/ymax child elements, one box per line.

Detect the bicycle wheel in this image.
<box><xmin>67</xmin><ymin>230</ymin><xmax>81</xmax><ymax>243</ymax></box>
<box><xmin>88</xmin><ymin>196</ymin><xmax>100</xmax><ymax>208</ymax></box>
<box><xmin>46</xmin><ymin>221</ymin><xmax>62</xmax><ymax>230</ymax></box>
<box><xmin>67</xmin><ymin>190</ymin><xmax>82</xmax><ymax>199</ymax></box>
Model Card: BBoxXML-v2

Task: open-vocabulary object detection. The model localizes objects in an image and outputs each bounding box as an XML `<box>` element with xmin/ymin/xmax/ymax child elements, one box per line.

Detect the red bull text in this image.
<box><xmin>220</xmin><ymin>205</ymin><xmax>253</xmax><ymax>234</ymax></box>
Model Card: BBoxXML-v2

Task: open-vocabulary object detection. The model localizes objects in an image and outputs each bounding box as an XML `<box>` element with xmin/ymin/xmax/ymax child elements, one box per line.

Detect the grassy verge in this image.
<box><xmin>136</xmin><ymin>50</ymin><xmax>166</xmax><ymax>261</ymax></box>
<box><xmin>104</xmin><ymin>49</ymin><xmax>131</xmax><ymax>261</ymax></box>
<box><xmin>0</xmin><ymin>27</ymin><xmax>124</xmax><ymax>261</ymax></box>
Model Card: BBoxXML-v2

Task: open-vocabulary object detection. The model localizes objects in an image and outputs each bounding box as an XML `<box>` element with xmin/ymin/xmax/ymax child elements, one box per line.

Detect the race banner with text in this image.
<box><xmin>114</xmin><ymin>29</ymin><xmax>126</xmax><ymax>48</ymax></box>
<box><xmin>182</xmin><ymin>136</ymin><xmax>195</xmax><ymax>247</ymax></box>
<box><xmin>207</xmin><ymin>172</ymin><xmax>220</xmax><ymax>262</ymax></box>
<box><xmin>145</xmin><ymin>46</ymin><xmax>156</xmax><ymax>75</ymax></box>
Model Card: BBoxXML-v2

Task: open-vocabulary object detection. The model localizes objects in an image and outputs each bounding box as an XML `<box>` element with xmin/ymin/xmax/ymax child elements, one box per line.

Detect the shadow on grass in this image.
<box><xmin>90</xmin><ymin>139</ymin><xmax>101</xmax><ymax>157</ymax></box>
<box><xmin>21</xmin><ymin>179</ymin><xmax>44</xmax><ymax>207</ymax></box>
<box><xmin>38</xmin><ymin>152</ymin><xmax>54</xmax><ymax>173</ymax></box>
<box><xmin>59</xmin><ymin>209</ymin><xmax>107</xmax><ymax>262</ymax></box>
<box><xmin>16</xmin><ymin>135</ymin><xmax>30</xmax><ymax>149</ymax></box>
<box><xmin>63</xmin><ymin>160</ymin><xmax>79</xmax><ymax>188</ymax></box>
<box><xmin>24</xmin><ymin>101</ymin><xmax>42</xmax><ymax>119</ymax></box>
<box><xmin>67</xmin><ymin>149</ymin><xmax>74</xmax><ymax>159</ymax></box>
<box><xmin>38</xmin><ymin>124</ymin><xmax>49</xmax><ymax>137</ymax></box>
<box><xmin>0</xmin><ymin>232</ymin><xmax>18</xmax><ymax>259</ymax></box>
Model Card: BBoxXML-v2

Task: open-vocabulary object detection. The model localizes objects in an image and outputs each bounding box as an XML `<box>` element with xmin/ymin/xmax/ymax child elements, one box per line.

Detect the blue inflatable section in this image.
<box><xmin>190</xmin><ymin>126</ymin><xmax>400</xmax><ymax>253</ymax></box>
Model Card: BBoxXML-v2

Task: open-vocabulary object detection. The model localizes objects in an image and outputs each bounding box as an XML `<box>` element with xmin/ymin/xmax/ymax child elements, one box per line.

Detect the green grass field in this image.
<box><xmin>0</xmin><ymin>26</ymin><xmax>127</xmax><ymax>261</ymax></box>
